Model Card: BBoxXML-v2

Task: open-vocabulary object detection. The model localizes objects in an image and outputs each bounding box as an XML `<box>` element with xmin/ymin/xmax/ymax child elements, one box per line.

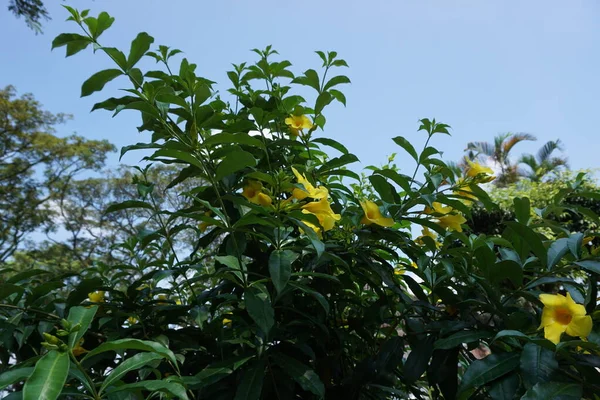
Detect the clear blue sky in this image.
<box><xmin>1</xmin><ymin>0</ymin><xmax>599</xmax><ymax>174</ymax></box>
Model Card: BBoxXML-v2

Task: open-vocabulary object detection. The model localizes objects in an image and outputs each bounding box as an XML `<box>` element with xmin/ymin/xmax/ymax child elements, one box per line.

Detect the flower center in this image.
<box><xmin>554</xmin><ymin>307</ymin><xmax>573</xmax><ymax>325</ymax></box>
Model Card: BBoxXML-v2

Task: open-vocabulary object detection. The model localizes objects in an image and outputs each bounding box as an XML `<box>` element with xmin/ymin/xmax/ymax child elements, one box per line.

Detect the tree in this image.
<box><xmin>518</xmin><ymin>139</ymin><xmax>569</xmax><ymax>182</ymax></box>
<box><xmin>466</xmin><ymin>132</ymin><xmax>536</xmax><ymax>186</ymax></box>
<box><xmin>8</xmin><ymin>0</ymin><xmax>49</xmax><ymax>32</ymax></box>
<box><xmin>0</xmin><ymin>85</ymin><xmax>115</xmax><ymax>262</ymax></box>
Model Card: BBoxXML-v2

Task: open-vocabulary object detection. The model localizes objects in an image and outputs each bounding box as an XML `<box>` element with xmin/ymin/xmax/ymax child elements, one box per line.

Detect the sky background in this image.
<box><xmin>1</xmin><ymin>0</ymin><xmax>599</xmax><ymax>176</ymax></box>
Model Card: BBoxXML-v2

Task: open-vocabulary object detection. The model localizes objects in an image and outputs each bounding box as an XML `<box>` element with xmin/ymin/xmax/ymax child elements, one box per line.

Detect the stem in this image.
<box><xmin>70</xmin><ymin>351</ymin><xmax>100</xmax><ymax>400</ymax></box>
<box><xmin>0</xmin><ymin>304</ymin><xmax>60</xmax><ymax>319</ymax></box>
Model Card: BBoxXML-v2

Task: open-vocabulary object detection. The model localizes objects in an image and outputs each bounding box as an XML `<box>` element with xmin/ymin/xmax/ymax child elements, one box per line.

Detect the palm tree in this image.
<box><xmin>518</xmin><ymin>139</ymin><xmax>568</xmax><ymax>182</ymax></box>
<box><xmin>465</xmin><ymin>132</ymin><xmax>537</xmax><ymax>186</ymax></box>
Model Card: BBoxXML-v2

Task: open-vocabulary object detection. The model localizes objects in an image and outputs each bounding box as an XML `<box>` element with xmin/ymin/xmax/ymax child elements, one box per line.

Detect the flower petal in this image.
<box><xmin>539</xmin><ymin>293</ymin><xmax>567</xmax><ymax>308</ymax></box>
<box><xmin>565</xmin><ymin>315</ymin><xmax>593</xmax><ymax>339</ymax></box>
<box><xmin>544</xmin><ymin>322</ymin><xmax>567</xmax><ymax>344</ymax></box>
<box><xmin>565</xmin><ymin>292</ymin><xmax>587</xmax><ymax>317</ymax></box>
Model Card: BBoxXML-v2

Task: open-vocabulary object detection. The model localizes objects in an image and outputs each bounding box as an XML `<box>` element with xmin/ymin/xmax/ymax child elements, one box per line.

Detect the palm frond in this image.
<box><xmin>536</xmin><ymin>139</ymin><xmax>563</xmax><ymax>163</ymax></box>
<box><xmin>502</xmin><ymin>132</ymin><xmax>537</xmax><ymax>155</ymax></box>
<box><xmin>465</xmin><ymin>141</ymin><xmax>495</xmax><ymax>157</ymax></box>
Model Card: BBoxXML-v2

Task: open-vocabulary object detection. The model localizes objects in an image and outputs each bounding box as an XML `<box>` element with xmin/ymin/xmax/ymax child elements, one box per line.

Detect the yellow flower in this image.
<box><xmin>301</xmin><ymin>197</ymin><xmax>341</xmax><ymax>232</ymax></box>
<box><xmin>426</xmin><ymin>202</ymin><xmax>466</xmax><ymax>232</ymax></box>
<box><xmin>199</xmin><ymin>211</ymin><xmax>213</xmax><ymax>233</ymax></box>
<box><xmin>465</xmin><ymin>159</ymin><xmax>495</xmax><ymax>182</ymax></box>
<box><xmin>416</xmin><ymin>227</ymin><xmax>440</xmax><ymax>247</ymax></box>
<box><xmin>454</xmin><ymin>178</ymin><xmax>478</xmax><ymax>205</ymax></box>
<box><xmin>242</xmin><ymin>180</ymin><xmax>272</xmax><ymax>207</ymax></box>
<box><xmin>72</xmin><ymin>338</ymin><xmax>88</xmax><ymax>357</ymax></box>
<box><xmin>223</xmin><ymin>318</ymin><xmax>232</xmax><ymax>328</ymax></box>
<box><xmin>300</xmin><ymin>219</ymin><xmax>323</xmax><ymax>239</ymax></box>
<box><xmin>127</xmin><ymin>316</ymin><xmax>138</xmax><ymax>325</ymax></box>
<box><xmin>291</xmin><ymin>167</ymin><xmax>328</xmax><ymax>200</ymax></box>
<box><xmin>360</xmin><ymin>200</ymin><xmax>394</xmax><ymax>227</ymax></box>
<box><xmin>539</xmin><ymin>292</ymin><xmax>593</xmax><ymax>344</ymax></box>
<box><xmin>88</xmin><ymin>291</ymin><xmax>105</xmax><ymax>303</ymax></box>
<box><xmin>394</xmin><ymin>268</ymin><xmax>405</xmax><ymax>275</ymax></box>
<box><xmin>285</xmin><ymin>115</ymin><xmax>313</xmax><ymax>131</ymax></box>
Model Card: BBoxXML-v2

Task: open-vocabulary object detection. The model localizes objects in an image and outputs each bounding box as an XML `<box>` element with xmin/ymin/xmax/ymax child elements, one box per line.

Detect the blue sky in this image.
<box><xmin>1</xmin><ymin>0</ymin><xmax>599</xmax><ymax>175</ymax></box>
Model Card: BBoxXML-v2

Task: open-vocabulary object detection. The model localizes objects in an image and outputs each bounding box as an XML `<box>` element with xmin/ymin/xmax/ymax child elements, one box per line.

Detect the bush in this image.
<box><xmin>2</xmin><ymin>8</ymin><xmax>600</xmax><ymax>400</ymax></box>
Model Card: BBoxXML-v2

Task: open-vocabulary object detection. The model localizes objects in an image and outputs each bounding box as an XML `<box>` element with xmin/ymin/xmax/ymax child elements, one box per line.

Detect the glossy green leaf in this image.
<box><xmin>575</xmin><ymin>260</ymin><xmax>600</xmax><ymax>274</ymax></box>
<box><xmin>127</xmin><ymin>32</ymin><xmax>154</xmax><ymax>69</ymax></box>
<box><xmin>269</xmin><ymin>250</ymin><xmax>297</xmax><ymax>295</ymax></box>
<box><xmin>311</xmin><ymin>137</ymin><xmax>349</xmax><ymax>154</ymax></box>
<box><xmin>81</xmin><ymin>69</ymin><xmax>122</xmax><ymax>97</ymax></box>
<box><xmin>216</xmin><ymin>150</ymin><xmax>256</xmax><ymax>180</ymax></box>
<box><xmin>521</xmin><ymin>382</ymin><xmax>582</xmax><ymax>400</ymax></box>
<box><xmin>245</xmin><ymin>287</ymin><xmax>274</xmax><ymax>335</ymax></box>
<box><xmin>23</xmin><ymin>350</ymin><xmax>69</xmax><ymax>400</ymax></box>
<box><xmin>547</xmin><ymin>238</ymin><xmax>569</xmax><ymax>270</ymax></box>
<box><xmin>434</xmin><ymin>331</ymin><xmax>491</xmax><ymax>350</ymax></box>
<box><xmin>82</xmin><ymin>338</ymin><xmax>177</xmax><ymax>365</ymax></box>
<box><xmin>488</xmin><ymin>373</ymin><xmax>519</xmax><ymax>400</ymax></box>
<box><xmin>51</xmin><ymin>33</ymin><xmax>91</xmax><ymax>57</ymax></box>
<box><xmin>0</xmin><ymin>367</ymin><xmax>34</xmax><ymax>390</ymax></box>
<box><xmin>271</xmin><ymin>354</ymin><xmax>325</xmax><ymax>397</ymax></box>
<box><xmin>392</xmin><ymin>136</ymin><xmax>419</xmax><ymax>162</ymax></box>
<box><xmin>513</xmin><ymin>197</ymin><xmax>531</xmax><ymax>225</ymax></box>
<box><xmin>505</xmin><ymin>222</ymin><xmax>548</xmax><ymax>267</ymax></box>
<box><xmin>104</xmin><ymin>200</ymin><xmax>154</xmax><ymax>214</ymax></box>
<box><xmin>66</xmin><ymin>305</ymin><xmax>97</xmax><ymax>348</ymax></box>
<box><xmin>107</xmin><ymin>380</ymin><xmax>188</xmax><ymax>400</ymax></box>
<box><xmin>100</xmin><ymin>352</ymin><xmax>165</xmax><ymax>394</ymax></box>
<box><xmin>458</xmin><ymin>353</ymin><xmax>520</xmax><ymax>395</ymax></box>
<box><xmin>323</xmin><ymin>75</ymin><xmax>351</xmax><ymax>91</ymax></box>
<box><xmin>234</xmin><ymin>359</ymin><xmax>266</xmax><ymax>400</ymax></box>
<box><xmin>520</xmin><ymin>343</ymin><xmax>558</xmax><ymax>389</ymax></box>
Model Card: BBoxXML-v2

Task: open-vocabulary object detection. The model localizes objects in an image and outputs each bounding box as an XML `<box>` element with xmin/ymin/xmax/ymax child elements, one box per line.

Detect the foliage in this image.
<box><xmin>7</xmin><ymin>0</ymin><xmax>50</xmax><ymax>32</ymax></box>
<box><xmin>2</xmin><ymin>7</ymin><xmax>600</xmax><ymax>400</ymax></box>
<box><xmin>0</xmin><ymin>85</ymin><xmax>115</xmax><ymax>262</ymax></box>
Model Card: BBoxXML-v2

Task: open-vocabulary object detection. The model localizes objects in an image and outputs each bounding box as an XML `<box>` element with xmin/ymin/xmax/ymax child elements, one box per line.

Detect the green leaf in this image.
<box><xmin>547</xmin><ymin>238</ymin><xmax>569</xmax><ymax>270</ymax></box>
<box><xmin>23</xmin><ymin>351</ymin><xmax>69</xmax><ymax>400</ymax></box>
<box><xmin>271</xmin><ymin>354</ymin><xmax>325</xmax><ymax>397</ymax></box>
<box><xmin>318</xmin><ymin>153</ymin><xmax>359</xmax><ymax>173</ymax></box>
<box><xmin>505</xmin><ymin>222</ymin><xmax>548</xmax><ymax>267</ymax></box>
<box><xmin>234</xmin><ymin>359</ymin><xmax>266</xmax><ymax>400</ymax></box>
<box><xmin>575</xmin><ymin>260</ymin><xmax>600</xmax><ymax>274</ymax></box>
<box><xmin>203</xmin><ymin>132</ymin><xmax>265</xmax><ymax>149</ymax></box>
<box><xmin>492</xmin><ymin>330</ymin><xmax>530</xmax><ymax>343</ymax></box>
<box><xmin>127</xmin><ymin>32</ymin><xmax>154</xmax><ymax>69</ymax></box>
<box><xmin>457</xmin><ymin>353</ymin><xmax>520</xmax><ymax>395</ymax></box>
<box><xmin>392</xmin><ymin>136</ymin><xmax>419</xmax><ymax>162</ymax></box>
<box><xmin>293</xmin><ymin>69</ymin><xmax>320</xmax><ymax>91</ymax></box>
<box><xmin>434</xmin><ymin>331</ymin><xmax>491</xmax><ymax>350</ymax></box>
<box><xmin>520</xmin><ymin>343</ymin><xmax>558</xmax><ymax>389</ymax></box>
<box><xmin>102</xmin><ymin>47</ymin><xmax>128</xmax><ymax>70</ymax></box>
<box><xmin>94</xmin><ymin>12</ymin><xmax>114</xmax><ymax>38</ymax></box>
<box><xmin>329</xmin><ymin>89</ymin><xmax>347</xmax><ymax>106</ymax></box>
<box><xmin>521</xmin><ymin>382</ymin><xmax>582</xmax><ymax>400</ymax></box>
<box><xmin>107</xmin><ymin>380</ymin><xmax>188</xmax><ymax>400</ymax></box>
<box><xmin>0</xmin><ymin>283</ymin><xmax>25</xmax><ymax>301</ymax></box>
<box><xmin>105</xmin><ymin>200</ymin><xmax>154</xmax><ymax>214</ymax></box>
<box><xmin>488</xmin><ymin>374</ymin><xmax>519</xmax><ymax>400</ymax></box>
<box><xmin>369</xmin><ymin>175</ymin><xmax>398</xmax><ymax>204</ymax></box>
<box><xmin>404</xmin><ymin>335</ymin><xmax>435</xmax><ymax>383</ymax></box>
<box><xmin>66</xmin><ymin>306</ymin><xmax>97</xmax><ymax>348</ymax></box>
<box><xmin>245</xmin><ymin>287</ymin><xmax>274</xmax><ymax>335</ymax></box>
<box><xmin>315</xmin><ymin>92</ymin><xmax>333</xmax><ymax>115</ymax></box>
<box><xmin>269</xmin><ymin>250</ymin><xmax>297</xmax><ymax>295</ymax></box>
<box><xmin>152</xmin><ymin>149</ymin><xmax>205</xmax><ymax>171</ymax></box>
<box><xmin>0</xmin><ymin>367</ymin><xmax>34</xmax><ymax>390</ymax></box>
<box><xmin>216</xmin><ymin>150</ymin><xmax>256</xmax><ymax>180</ymax></box>
<box><xmin>323</xmin><ymin>75</ymin><xmax>351</xmax><ymax>91</ymax></box>
<box><xmin>82</xmin><ymin>338</ymin><xmax>177</xmax><ymax>365</ymax></box>
<box><xmin>514</xmin><ymin>197</ymin><xmax>531</xmax><ymax>225</ymax></box>
<box><xmin>311</xmin><ymin>137</ymin><xmax>348</xmax><ymax>154</ymax></box>
<box><xmin>567</xmin><ymin>232</ymin><xmax>583</xmax><ymax>258</ymax></box>
<box><xmin>100</xmin><ymin>352</ymin><xmax>165</xmax><ymax>394</ymax></box>
<box><xmin>490</xmin><ymin>260</ymin><xmax>523</xmax><ymax>287</ymax></box>
<box><xmin>51</xmin><ymin>33</ymin><xmax>91</xmax><ymax>57</ymax></box>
